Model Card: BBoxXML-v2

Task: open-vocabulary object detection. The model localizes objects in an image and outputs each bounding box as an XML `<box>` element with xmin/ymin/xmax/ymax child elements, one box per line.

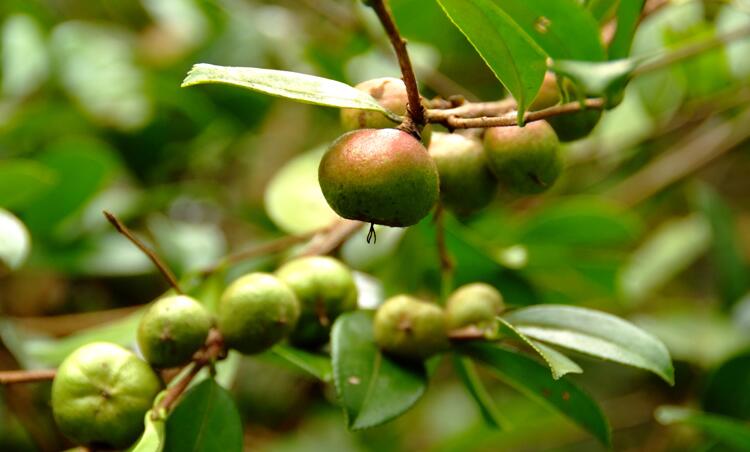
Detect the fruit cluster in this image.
<box><xmin>50</xmin><ymin>255</ymin><xmax>357</xmax><ymax>449</ymax></box>
<box><xmin>319</xmin><ymin>75</ymin><xmax>600</xmax><ymax>227</ymax></box>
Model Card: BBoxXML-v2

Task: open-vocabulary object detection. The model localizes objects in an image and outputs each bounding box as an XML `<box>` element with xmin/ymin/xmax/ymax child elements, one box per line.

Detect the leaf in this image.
<box><xmin>702</xmin><ymin>351</ymin><xmax>750</xmax><ymax>420</ymax></box>
<box><xmin>587</xmin><ymin>0</ymin><xmax>619</xmax><ymax>23</ymax></box>
<box><xmin>1</xmin><ymin>14</ymin><xmax>49</xmax><ymax>99</ymax></box>
<box><xmin>127</xmin><ymin>411</ymin><xmax>165</xmax><ymax>452</ymax></box>
<box><xmin>504</xmin><ymin>305</ymin><xmax>675</xmax><ymax>384</ymax></box>
<box><xmin>0</xmin><ymin>208</ymin><xmax>30</xmax><ymax>272</ymax></box>
<box><xmin>264</xmin><ymin>146</ymin><xmax>339</xmax><ymax>234</ymax></box>
<box><xmin>331</xmin><ymin>311</ymin><xmax>427</xmax><ymax>430</ymax></box>
<box><xmin>498</xmin><ymin>318</ymin><xmax>582</xmax><ymax>379</ymax></box>
<box><xmin>271</xmin><ymin>344</ymin><xmax>333</xmax><ymax>382</ymax></box>
<box><xmin>619</xmin><ymin>214</ymin><xmax>711</xmax><ymax>303</ymax></box>
<box><xmin>463</xmin><ymin>343</ymin><xmax>611</xmax><ymax>446</ymax></box>
<box><xmin>655</xmin><ymin>406</ymin><xmax>750</xmax><ymax>450</ymax></box>
<box><xmin>164</xmin><ymin>379</ymin><xmax>243</xmax><ymax>452</ymax></box>
<box><xmin>518</xmin><ymin>197</ymin><xmax>643</xmax><ymax>247</ymax></box>
<box><xmin>437</xmin><ymin>0</ymin><xmax>547</xmax><ymax>121</ymax></box>
<box><xmin>452</xmin><ymin>355</ymin><xmax>505</xmax><ymax>429</ymax></box>
<box><xmin>182</xmin><ymin>64</ymin><xmax>398</xmax><ymax>119</ymax></box>
<box><xmin>0</xmin><ymin>159</ymin><xmax>56</xmax><ymax>209</ymax></box>
<box><xmin>608</xmin><ymin>0</ymin><xmax>645</xmax><ymax>59</ymax></box>
<box><xmin>694</xmin><ymin>184</ymin><xmax>749</xmax><ymax>307</ymax></box>
<box><xmin>552</xmin><ymin>58</ymin><xmax>638</xmax><ymax>103</ymax></box>
<box><xmin>489</xmin><ymin>0</ymin><xmax>606</xmax><ymax>61</ymax></box>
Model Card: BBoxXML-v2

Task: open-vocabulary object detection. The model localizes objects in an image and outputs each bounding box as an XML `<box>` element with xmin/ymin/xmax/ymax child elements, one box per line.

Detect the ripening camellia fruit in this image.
<box><xmin>51</xmin><ymin>342</ymin><xmax>162</xmax><ymax>449</ymax></box>
<box><xmin>373</xmin><ymin>295</ymin><xmax>449</xmax><ymax>360</ymax></box>
<box><xmin>217</xmin><ymin>272</ymin><xmax>300</xmax><ymax>354</ymax></box>
<box><xmin>137</xmin><ymin>295</ymin><xmax>212</xmax><ymax>368</ymax></box>
<box><xmin>483</xmin><ymin>120</ymin><xmax>562</xmax><ymax>194</ymax></box>
<box><xmin>340</xmin><ymin>77</ymin><xmax>431</xmax><ymax>145</ymax></box>
<box><xmin>276</xmin><ymin>256</ymin><xmax>358</xmax><ymax>348</ymax></box>
<box><xmin>445</xmin><ymin>283</ymin><xmax>504</xmax><ymax>334</ymax></box>
<box><xmin>529</xmin><ymin>72</ymin><xmax>602</xmax><ymax>142</ymax></box>
<box><xmin>319</xmin><ymin>128</ymin><xmax>439</xmax><ymax>227</ymax></box>
<box><xmin>428</xmin><ymin>131</ymin><xmax>496</xmax><ymax>214</ymax></box>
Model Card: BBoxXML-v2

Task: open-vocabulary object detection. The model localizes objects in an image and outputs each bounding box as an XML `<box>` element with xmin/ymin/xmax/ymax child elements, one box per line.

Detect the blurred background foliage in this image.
<box><xmin>0</xmin><ymin>0</ymin><xmax>750</xmax><ymax>450</ymax></box>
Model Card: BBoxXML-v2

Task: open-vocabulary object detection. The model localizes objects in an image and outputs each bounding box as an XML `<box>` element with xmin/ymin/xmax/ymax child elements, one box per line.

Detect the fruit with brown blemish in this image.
<box><xmin>319</xmin><ymin>128</ymin><xmax>439</xmax><ymax>227</ymax></box>
<box><xmin>373</xmin><ymin>295</ymin><xmax>449</xmax><ymax>360</ymax></box>
<box><xmin>483</xmin><ymin>120</ymin><xmax>562</xmax><ymax>194</ymax></box>
<box><xmin>276</xmin><ymin>256</ymin><xmax>358</xmax><ymax>348</ymax></box>
<box><xmin>217</xmin><ymin>273</ymin><xmax>300</xmax><ymax>354</ymax></box>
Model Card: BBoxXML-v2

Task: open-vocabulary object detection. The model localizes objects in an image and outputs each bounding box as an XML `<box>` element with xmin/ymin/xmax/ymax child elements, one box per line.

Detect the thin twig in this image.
<box><xmin>299</xmin><ymin>219</ymin><xmax>364</xmax><ymax>257</ymax></box>
<box><xmin>428</xmin><ymin>98</ymin><xmax>606</xmax><ymax>129</ymax></box>
<box><xmin>0</xmin><ymin>369</ymin><xmax>56</xmax><ymax>384</ymax></box>
<box><xmin>103</xmin><ymin>211</ymin><xmax>183</xmax><ymax>294</ymax></box>
<box><xmin>369</xmin><ymin>0</ymin><xmax>426</xmax><ymax>129</ymax></box>
<box><xmin>434</xmin><ymin>204</ymin><xmax>454</xmax><ymax>301</ymax></box>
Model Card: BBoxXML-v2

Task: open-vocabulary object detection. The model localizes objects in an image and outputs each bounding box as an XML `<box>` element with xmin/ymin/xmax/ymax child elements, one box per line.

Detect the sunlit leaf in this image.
<box><xmin>504</xmin><ymin>305</ymin><xmax>674</xmax><ymax>384</ymax></box>
<box><xmin>182</xmin><ymin>64</ymin><xmax>398</xmax><ymax>119</ymax></box>
<box><xmin>453</xmin><ymin>355</ymin><xmax>505</xmax><ymax>429</ymax></box>
<box><xmin>498</xmin><ymin>318</ymin><xmax>582</xmax><ymax>379</ymax></box>
<box><xmin>331</xmin><ymin>311</ymin><xmax>427</xmax><ymax>430</ymax></box>
<box><xmin>271</xmin><ymin>344</ymin><xmax>333</xmax><ymax>382</ymax></box>
<box><xmin>0</xmin><ymin>208</ymin><xmax>30</xmax><ymax>272</ymax></box>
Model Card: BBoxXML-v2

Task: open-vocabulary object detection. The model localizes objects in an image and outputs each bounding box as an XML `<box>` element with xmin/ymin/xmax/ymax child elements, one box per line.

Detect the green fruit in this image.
<box><xmin>51</xmin><ymin>342</ymin><xmax>161</xmax><ymax>449</ymax></box>
<box><xmin>373</xmin><ymin>295</ymin><xmax>449</xmax><ymax>360</ymax></box>
<box><xmin>340</xmin><ymin>77</ymin><xmax>432</xmax><ymax>146</ymax></box>
<box><xmin>319</xmin><ymin>128</ymin><xmax>439</xmax><ymax>227</ymax></box>
<box><xmin>445</xmin><ymin>283</ymin><xmax>504</xmax><ymax>333</ymax></box>
<box><xmin>529</xmin><ymin>72</ymin><xmax>561</xmax><ymax>111</ymax></box>
<box><xmin>137</xmin><ymin>295</ymin><xmax>212</xmax><ymax>368</ymax></box>
<box><xmin>218</xmin><ymin>273</ymin><xmax>300</xmax><ymax>354</ymax></box>
<box><xmin>428</xmin><ymin>131</ymin><xmax>496</xmax><ymax>214</ymax></box>
<box><xmin>547</xmin><ymin>108</ymin><xmax>602</xmax><ymax>142</ymax></box>
<box><xmin>276</xmin><ymin>256</ymin><xmax>358</xmax><ymax>348</ymax></box>
<box><xmin>483</xmin><ymin>120</ymin><xmax>562</xmax><ymax>194</ymax></box>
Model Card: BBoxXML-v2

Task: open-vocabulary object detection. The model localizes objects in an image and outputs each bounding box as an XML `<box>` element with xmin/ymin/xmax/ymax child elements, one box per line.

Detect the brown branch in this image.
<box><xmin>369</xmin><ymin>0</ymin><xmax>426</xmax><ymax>129</ymax></box>
<box><xmin>103</xmin><ymin>211</ymin><xmax>183</xmax><ymax>294</ymax></box>
<box><xmin>428</xmin><ymin>98</ymin><xmax>606</xmax><ymax>129</ymax></box>
<box><xmin>299</xmin><ymin>219</ymin><xmax>364</xmax><ymax>257</ymax></box>
<box><xmin>0</xmin><ymin>369</ymin><xmax>56</xmax><ymax>384</ymax></box>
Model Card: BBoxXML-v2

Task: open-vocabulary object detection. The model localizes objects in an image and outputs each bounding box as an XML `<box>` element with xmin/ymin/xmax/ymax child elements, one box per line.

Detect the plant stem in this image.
<box><xmin>428</xmin><ymin>98</ymin><xmax>606</xmax><ymax>129</ymax></box>
<box><xmin>434</xmin><ymin>204</ymin><xmax>454</xmax><ymax>301</ymax></box>
<box><xmin>0</xmin><ymin>369</ymin><xmax>56</xmax><ymax>384</ymax></box>
<box><xmin>369</xmin><ymin>0</ymin><xmax>426</xmax><ymax>130</ymax></box>
<box><xmin>300</xmin><ymin>219</ymin><xmax>364</xmax><ymax>256</ymax></box>
<box><xmin>103</xmin><ymin>211</ymin><xmax>183</xmax><ymax>294</ymax></box>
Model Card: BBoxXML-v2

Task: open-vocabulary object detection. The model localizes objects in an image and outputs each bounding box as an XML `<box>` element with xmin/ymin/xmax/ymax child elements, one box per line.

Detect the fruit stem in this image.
<box><xmin>368</xmin><ymin>0</ymin><xmax>426</xmax><ymax>129</ymax></box>
<box><xmin>103</xmin><ymin>211</ymin><xmax>184</xmax><ymax>294</ymax></box>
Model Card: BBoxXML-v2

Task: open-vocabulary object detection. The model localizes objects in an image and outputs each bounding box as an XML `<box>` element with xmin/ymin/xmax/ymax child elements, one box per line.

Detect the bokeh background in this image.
<box><xmin>1</xmin><ymin>0</ymin><xmax>750</xmax><ymax>450</ymax></box>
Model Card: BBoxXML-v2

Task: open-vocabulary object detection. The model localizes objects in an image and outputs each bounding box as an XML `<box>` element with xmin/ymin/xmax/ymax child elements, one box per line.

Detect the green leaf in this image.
<box><xmin>0</xmin><ymin>159</ymin><xmax>56</xmax><ymax>209</ymax></box>
<box><xmin>1</xmin><ymin>14</ymin><xmax>49</xmax><ymax>99</ymax></box>
<box><xmin>702</xmin><ymin>351</ymin><xmax>750</xmax><ymax>419</ymax></box>
<box><xmin>587</xmin><ymin>0</ymin><xmax>619</xmax><ymax>23</ymax></box>
<box><xmin>518</xmin><ymin>197</ymin><xmax>642</xmax><ymax>247</ymax></box>
<box><xmin>0</xmin><ymin>310</ymin><xmax>143</xmax><ymax>368</ymax></box>
<box><xmin>552</xmin><ymin>58</ymin><xmax>638</xmax><ymax>101</ymax></box>
<box><xmin>489</xmin><ymin>0</ymin><xmax>606</xmax><ymax>61</ymax></box>
<box><xmin>264</xmin><ymin>146</ymin><xmax>339</xmax><ymax>234</ymax></box>
<box><xmin>271</xmin><ymin>344</ymin><xmax>333</xmax><ymax>382</ymax></box>
<box><xmin>331</xmin><ymin>311</ymin><xmax>427</xmax><ymax>430</ymax></box>
<box><xmin>498</xmin><ymin>318</ymin><xmax>582</xmax><ymax>380</ymax></box>
<box><xmin>164</xmin><ymin>379</ymin><xmax>243</xmax><ymax>452</ymax></box>
<box><xmin>619</xmin><ymin>214</ymin><xmax>711</xmax><ymax>303</ymax></box>
<box><xmin>0</xmin><ymin>208</ymin><xmax>30</xmax><ymax>273</ymax></box>
<box><xmin>453</xmin><ymin>355</ymin><xmax>505</xmax><ymax>429</ymax></box>
<box><xmin>504</xmin><ymin>305</ymin><xmax>674</xmax><ymax>384</ymax></box>
<box><xmin>463</xmin><ymin>343</ymin><xmax>611</xmax><ymax>446</ymax></box>
<box><xmin>182</xmin><ymin>64</ymin><xmax>398</xmax><ymax>119</ymax></box>
<box><xmin>655</xmin><ymin>406</ymin><xmax>750</xmax><ymax>450</ymax></box>
<box><xmin>436</xmin><ymin>0</ymin><xmax>547</xmax><ymax>121</ymax></box>
<box><xmin>694</xmin><ymin>184</ymin><xmax>749</xmax><ymax>307</ymax></box>
<box><xmin>608</xmin><ymin>0</ymin><xmax>645</xmax><ymax>59</ymax></box>
<box><xmin>127</xmin><ymin>411</ymin><xmax>165</xmax><ymax>452</ymax></box>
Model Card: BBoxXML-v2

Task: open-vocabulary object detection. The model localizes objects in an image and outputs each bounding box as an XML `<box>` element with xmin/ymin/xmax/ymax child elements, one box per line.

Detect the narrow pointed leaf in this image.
<box><xmin>437</xmin><ymin>0</ymin><xmax>546</xmax><ymax>121</ymax></box>
<box><xmin>453</xmin><ymin>355</ymin><xmax>505</xmax><ymax>429</ymax></box>
<box><xmin>609</xmin><ymin>0</ymin><xmax>645</xmax><ymax>59</ymax></box>
<box><xmin>271</xmin><ymin>344</ymin><xmax>333</xmax><ymax>382</ymax></box>
<box><xmin>331</xmin><ymin>311</ymin><xmax>427</xmax><ymax>430</ymax></box>
<box><xmin>182</xmin><ymin>64</ymin><xmax>398</xmax><ymax>119</ymax></box>
<box><xmin>127</xmin><ymin>411</ymin><xmax>165</xmax><ymax>452</ymax></box>
<box><xmin>655</xmin><ymin>406</ymin><xmax>750</xmax><ymax>450</ymax></box>
<box><xmin>504</xmin><ymin>305</ymin><xmax>674</xmax><ymax>384</ymax></box>
<box><xmin>498</xmin><ymin>318</ymin><xmax>582</xmax><ymax>379</ymax></box>
<box><xmin>463</xmin><ymin>343</ymin><xmax>611</xmax><ymax>447</ymax></box>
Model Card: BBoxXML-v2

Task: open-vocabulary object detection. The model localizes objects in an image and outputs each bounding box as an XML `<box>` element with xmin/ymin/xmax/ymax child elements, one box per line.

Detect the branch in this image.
<box><xmin>428</xmin><ymin>98</ymin><xmax>606</xmax><ymax>129</ymax></box>
<box><xmin>103</xmin><ymin>211</ymin><xmax>183</xmax><ymax>294</ymax></box>
<box><xmin>0</xmin><ymin>369</ymin><xmax>56</xmax><ymax>384</ymax></box>
<box><xmin>299</xmin><ymin>219</ymin><xmax>364</xmax><ymax>257</ymax></box>
<box><xmin>369</xmin><ymin>0</ymin><xmax>426</xmax><ymax>129</ymax></box>
<box><xmin>434</xmin><ymin>204</ymin><xmax>454</xmax><ymax>300</ymax></box>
